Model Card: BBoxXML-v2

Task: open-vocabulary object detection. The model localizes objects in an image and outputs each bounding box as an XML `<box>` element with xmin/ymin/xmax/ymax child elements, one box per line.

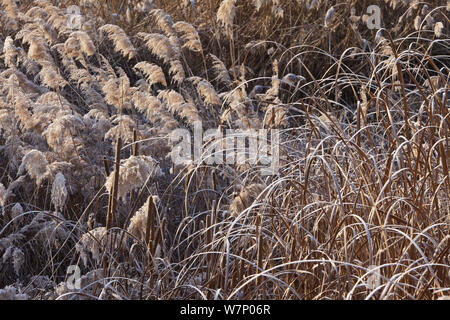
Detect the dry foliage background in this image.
<box><xmin>0</xmin><ymin>0</ymin><xmax>448</xmax><ymax>300</ymax></box>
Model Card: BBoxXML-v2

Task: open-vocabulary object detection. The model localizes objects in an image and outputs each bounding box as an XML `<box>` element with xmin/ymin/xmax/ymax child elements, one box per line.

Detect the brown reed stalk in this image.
<box><xmin>256</xmin><ymin>214</ymin><xmax>263</xmax><ymax>287</ymax></box>
<box><xmin>152</xmin><ymin>217</ymin><xmax>165</xmax><ymax>256</ymax></box>
<box><xmin>106</xmin><ymin>136</ymin><xmax>122</xmax><ymax>230</ymax></box>
<box><xmin>145</xmin><ymin>196</ymin><xmax>155</xmax><ymax>248</ymax></box>
<box><xmin>132</xmin><ymin>128</ymin><xmax>139</xmax><ymax>156</ymax></box>
<box><xmin>103</xmin><ymin>156</ymin><xmax>111</xmax><ymax>177</ymax></box>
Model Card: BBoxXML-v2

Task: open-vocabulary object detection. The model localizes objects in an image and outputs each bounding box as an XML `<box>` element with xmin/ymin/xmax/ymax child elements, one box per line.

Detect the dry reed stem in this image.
<box><xmin>145</xmin><ymin>195</ymin><xmax>155</xmax><ymax>248</ymax></box>
<box><xmin>106</xmin><ymin>136</ymin><xmax>122</xmax><ymax>230</ymax></box>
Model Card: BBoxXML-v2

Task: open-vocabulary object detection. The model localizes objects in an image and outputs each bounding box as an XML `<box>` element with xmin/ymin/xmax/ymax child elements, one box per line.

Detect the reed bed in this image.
<box><xmin>0</xmin><ymin>0</ymin><xmax>448</xmax><ymax>300</ymax></box>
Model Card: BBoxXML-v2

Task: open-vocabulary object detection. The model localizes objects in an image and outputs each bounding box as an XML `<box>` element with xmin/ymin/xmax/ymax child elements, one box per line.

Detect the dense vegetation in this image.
<box><xmin>0</xmin><ymin>0</ymin><xmax>448</xmax><ymax>300</ymax></box>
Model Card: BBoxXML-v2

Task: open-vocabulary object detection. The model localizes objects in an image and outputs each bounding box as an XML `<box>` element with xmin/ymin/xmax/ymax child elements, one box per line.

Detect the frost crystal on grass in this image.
<box><xmin>104</xmin><ymin>155</ymin><xmax>163</xmax><ymax>202</ymax></box>
<box><xmin>51</xmin><ymin>173</ymin><xmax>68</xmax><ymax>212</ymax></box>
<box><xmin>17</xmin><ymin>149</ymin><xmax>48</xmax><ymax>187</ymax></box>
<box><xmin>0</xmin><ymin>286</ymin><xmax>28</xmax><ymax>300</ymax></box>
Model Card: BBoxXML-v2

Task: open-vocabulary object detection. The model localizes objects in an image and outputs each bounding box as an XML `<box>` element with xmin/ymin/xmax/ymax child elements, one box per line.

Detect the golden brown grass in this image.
<box><xmin>0</xmin><ymin>0</ymin><xmax>448</xmax><ymax>300</ymax></box>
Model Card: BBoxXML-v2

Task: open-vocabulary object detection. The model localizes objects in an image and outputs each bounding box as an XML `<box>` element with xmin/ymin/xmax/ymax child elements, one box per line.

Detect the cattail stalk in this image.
<box><xmin>103</xmin><ymin>156</ymin><xmax>111</xmax><ymax>176</ymax></box>
<box><xmin>145</xmin><ymin>196</ymin><xmax>155</xmax><ymax>248</ymax></box>
<box><xmin>256</xmin><ymin>214</ymin><xmax>263</xmax><ymax>287</ymax></box>
<box><xmin>106</xmin><ymin>136</ymin><xmax>122</xmax><ymax>230</ymax></box>
<box><xmin>152</xmin><ymin>217</ymin><xmax>165</xmax><ymax>256</ymax></box>
<box><xmin>132</xmin><ymin>129</ymin><xmax>139</xmax><ymax>156</ymax></box>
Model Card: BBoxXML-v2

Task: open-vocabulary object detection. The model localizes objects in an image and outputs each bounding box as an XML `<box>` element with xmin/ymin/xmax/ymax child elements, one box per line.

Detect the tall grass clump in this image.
<box><xmin>0</xmin><ymin>0</ymin><xmax>448</xmax><ymax>300</ymax></box>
